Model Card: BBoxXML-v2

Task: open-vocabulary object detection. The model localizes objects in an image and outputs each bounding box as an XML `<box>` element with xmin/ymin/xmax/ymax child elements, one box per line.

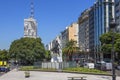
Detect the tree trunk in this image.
<box><xmin>69</xmin><ymin>55</ymin><xmax>72</xmax><ymax>61</ymax></box>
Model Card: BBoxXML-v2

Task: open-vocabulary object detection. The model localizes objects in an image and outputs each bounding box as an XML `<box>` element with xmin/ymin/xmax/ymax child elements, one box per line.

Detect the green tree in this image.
<box><xmin>115</xmin><ymin>39</ymin><xmax>120</xmax><ymax>58</ymax></box>
<box><xmin>62</xmin><ymin>40</ymin><xmax>79</xmax><ymax>61</ymax></box>
<box><xmin>9</xmin><ymin>37</ymin><xmax>46</xmax><ymax>65</ymax></box>
<box><xmin>0</xmin><ymin>49</ymin><xmax>9</xmax><ymax>61</ymax></box>
<box><xmin>100</xmin><ymin>31</ymin><xmax>120</xmax><ymax>58</ymax></box>
<box><xmin>44</xmin><ymin>50</ymin><xmax>51</xmax><ymax>61</ymax></box>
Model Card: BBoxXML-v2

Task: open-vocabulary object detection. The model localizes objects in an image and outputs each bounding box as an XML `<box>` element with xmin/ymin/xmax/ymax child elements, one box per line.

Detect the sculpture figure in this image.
<box><xmin>51</xmin><ymin>40</ymin><xmax>62</xmax><ymax>62</ymax></box>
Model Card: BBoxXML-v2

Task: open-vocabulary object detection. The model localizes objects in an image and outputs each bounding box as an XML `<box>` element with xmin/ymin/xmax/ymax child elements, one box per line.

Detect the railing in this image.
<box><xmin>34</xmin><ymin>61</ymin><xmax>77</xmax><ymax>70</ymax></box>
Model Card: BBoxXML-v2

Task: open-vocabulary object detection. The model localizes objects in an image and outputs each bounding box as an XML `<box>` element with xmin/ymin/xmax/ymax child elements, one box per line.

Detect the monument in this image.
<box><xmin>51</xmin><ymin>40</ymin><xmax>62</xmax><ymax>62</ymax></box>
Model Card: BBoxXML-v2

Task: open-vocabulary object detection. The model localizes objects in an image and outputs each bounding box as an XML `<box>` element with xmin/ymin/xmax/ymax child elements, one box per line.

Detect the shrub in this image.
<box><xmin>63</xmin><ymin>67</ymin><xmax>108</xmax><ymax>74</ymax></box>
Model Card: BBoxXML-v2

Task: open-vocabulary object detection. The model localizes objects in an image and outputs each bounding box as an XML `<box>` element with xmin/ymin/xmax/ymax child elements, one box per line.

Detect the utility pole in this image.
<box><xmin>109</xmin><ymin>18</ymin><xmax>116</xmax><ymax>80</ymax></box>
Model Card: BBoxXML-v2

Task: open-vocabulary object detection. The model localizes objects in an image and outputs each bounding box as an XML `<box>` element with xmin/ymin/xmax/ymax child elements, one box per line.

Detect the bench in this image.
<box><xmin>68</xmin><ymin>76</ymin><xmax>87</xmax><ymax>80</ymax></box>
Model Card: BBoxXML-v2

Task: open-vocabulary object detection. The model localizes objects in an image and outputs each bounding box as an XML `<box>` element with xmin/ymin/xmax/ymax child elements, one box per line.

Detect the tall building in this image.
<box><xmin>93</xmin><ymin>0</ymin><xmax>115</xmax><ymax>60</ymax></box>
<box><xmin>61</xmin><ymin>23</ymin><xmax>79</xmax><ymax>48</ymax></box>
<box><xmin>61</xmin><ymin>28</ymin><xmax>68</xmax><ymax>48</ymax></box>
<box><xmin>78</xmin><ymin>0</ymin><xmax>115</xmax><ymax>61</ymax></box>
<box><xmin>78</xmin><ymin>9</ymin><xmax>90</xmax><ymax>52</ymax></box>
<box><xmin>89</xmin><ymin>6</ymin><xmax>95</xmax><ymax>52</ymax></box>
<box><xmin>115</xmin><ymin>0</ymin><xmax>120</xmax><ymax>32</ymax></box>
<box><xmin>46</xmin><ymin>41</ymin><xmax>53</xmax><ymax>51</ymax></box>
<box><xmin>24</xmin><ymin>0</ymin><xmax>37</xmax><ymax>38</ymax></box>
<box><xmin>67</xmin><ymin>23</ymin><xmax>79</xmax><ymax>47</ymax></box>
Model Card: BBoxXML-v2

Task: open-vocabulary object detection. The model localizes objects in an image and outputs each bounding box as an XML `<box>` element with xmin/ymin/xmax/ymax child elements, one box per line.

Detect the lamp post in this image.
<box><xmin>86</xmin><ymin>49</ymin><xmax>89</xmax><ymax>62</ymax></box>
<box><xmin>109</xmin><ymin>18</ymin><xmax>116</xmax><ymax>80</ymax></box>
<box><xmin>94</xmin><ymin>46</ymin><xmax>97</xmax><ymax>64</ymax></box>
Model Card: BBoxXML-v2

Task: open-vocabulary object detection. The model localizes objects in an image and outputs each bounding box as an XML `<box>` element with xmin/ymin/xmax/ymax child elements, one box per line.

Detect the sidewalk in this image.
<box><xmin>0</xmin><ymin>69</ymin><xmax>120</xmax><ymax>80</ymax></box>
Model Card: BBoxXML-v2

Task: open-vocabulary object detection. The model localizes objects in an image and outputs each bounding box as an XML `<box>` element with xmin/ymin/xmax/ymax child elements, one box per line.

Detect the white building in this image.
<box><xmin>24</xmin><ymin>17</ymin><xmax>37</xmax><ymax>38</ymax></box>
<box><xmin>78</xmin><ymin>9</ymin><xmax>90</xmax><ymax>51</ymax></box>
<box><xmin>24</xmin><ymin>0</ymin><xmax>37</xmax><ymax>38</ymax></box>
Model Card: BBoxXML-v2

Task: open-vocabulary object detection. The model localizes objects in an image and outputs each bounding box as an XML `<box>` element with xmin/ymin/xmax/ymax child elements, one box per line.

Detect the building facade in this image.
<box><xmin>24</xmin><ymin>18</ymin><xmax>37</xmax><ymax>38</ymax></box>
<box><xmin>78</xmin><ymin>9</ymin><xmax>90</xmax><ymax>52</ymax></box>
<box><xmin>61</xmin><ymin>23</ymin><xmax>79</xmax><ymax>48</ymax></box>
<box><xmin>89</xmin><ymin>6</ymin><xmax>95</xmax><ymax>52</ymax></box>
<box><xmin>61</xmin><ymin>28</ymin><xmax>68</xmax><ymax>48</ymax></box>
<box><xmin>93</xmin><ymin>0</ymin><xmax>115</xmax><ymax>60</ymax></box>
<box><xmin>115</xmin><ymin>0</ymin><xmax>120</xmax><ymax>32</ymax></box>
<box><xmin>77</xmin><ymin>0</ymin><xmax>115</xmax><ymax>61</ymax></box>
<box><xmin>24</xmin><ymin>0</ymin><xmax>37</xmax><ymax>38</ymax></box>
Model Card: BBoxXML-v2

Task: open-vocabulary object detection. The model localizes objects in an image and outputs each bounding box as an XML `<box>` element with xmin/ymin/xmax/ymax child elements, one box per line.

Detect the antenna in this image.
<box><xmin>30</xmin><ymin>0</ymin><xmax>34</xmax><ymax>18</ymax></box>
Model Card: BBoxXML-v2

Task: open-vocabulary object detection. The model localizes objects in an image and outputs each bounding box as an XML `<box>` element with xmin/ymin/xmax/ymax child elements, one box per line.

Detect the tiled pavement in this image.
<box><xmin>0</xmin><ymin>69</ymin><xmax>120</xmax><ymax>80</ymax></box>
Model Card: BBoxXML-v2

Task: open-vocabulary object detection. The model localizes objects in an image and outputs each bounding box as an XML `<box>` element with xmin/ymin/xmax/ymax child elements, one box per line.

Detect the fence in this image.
<box><xmin>41</xmin><ymin>61</ymin><xmax>77</xmax><ymax>69</ymax></box>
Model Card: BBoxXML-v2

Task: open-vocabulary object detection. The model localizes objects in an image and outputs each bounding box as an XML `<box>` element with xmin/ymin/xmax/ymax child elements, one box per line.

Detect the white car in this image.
<box><xmin>117</xmin><ymin>65</ymin><xmax>120</xmax><ymax>70</ymax></box>
<box><xmin>84</xmin><ymin>63</ymin><xmax>95</xmax><ymax>69</ymax></box>
<box><xmin>105</xmin><ymin>62</ymin><xmax>112</xmax><ymax>70</ymax></box>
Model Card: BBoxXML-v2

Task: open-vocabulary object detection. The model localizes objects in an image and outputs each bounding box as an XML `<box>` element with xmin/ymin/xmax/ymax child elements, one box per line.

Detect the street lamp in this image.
<box><xmin>109</xmin><ymin>18</ymin><xmax>116</xmax><ymax>80</ymax></box>
<box><xmin>86</xmin><ymin>49</ymin><xmax>89</xmax><ymax>62</ymax></box>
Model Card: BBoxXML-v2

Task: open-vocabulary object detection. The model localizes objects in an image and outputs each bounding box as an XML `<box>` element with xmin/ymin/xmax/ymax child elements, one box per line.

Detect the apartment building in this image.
<box><xmin>78</xmin><ymin>9</ymin><xmax>90</xmax><ymax>52</ymax></box>
<box><xmin>93</xmin><ymin>0</ymin><xmax>115</xmax><ymax>60</ymax></box>
<box><xmin>77</xmin><ymin>0</ymin><xmax>115</xmax><ymax>61</ymax></box>
<box><xmin>61</xmin><ymin>23</ymin><xmax>79</xmax><ymax>48</ymax></box>
<box><xmin>89</xmin><ymin>6</ymin><xmax>95</xmax><ymax>52</ymax></box>
<box><xmin>115</xmin><ymin>0</ymin><xmax>120</xmax><ymax>32</ymax></box>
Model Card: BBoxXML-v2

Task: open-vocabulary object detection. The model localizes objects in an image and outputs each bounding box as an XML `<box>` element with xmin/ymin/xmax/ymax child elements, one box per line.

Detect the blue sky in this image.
<box><xmin>0</xmin><ymin>0</ymin><xmax>96</xmax><ymax>50</ymax></box>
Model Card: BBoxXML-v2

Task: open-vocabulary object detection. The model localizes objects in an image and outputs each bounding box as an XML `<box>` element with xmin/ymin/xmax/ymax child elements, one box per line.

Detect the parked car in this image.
<box><xmin>84</xmin><ymin>63</ymin><xmax>95</xmax><ymax>69</ymax></box>
<box><xmin>95</xmin><ymin>61</ymin><xmax>105</xmax><ymax>70</ymax></box>
<box><xmin>95</xmin><ymin>61</ymin><xmax>112</xmax><ymax>71</ymax></box>
<box><xmin>117</xmin><ymin>65</ymin><xmax>120</xmax><ymax>70</ymax></box>
<box><xmin>0</xmin><ymin>66</ymin><xmax>10</xmax><ymax>72</ymax></box>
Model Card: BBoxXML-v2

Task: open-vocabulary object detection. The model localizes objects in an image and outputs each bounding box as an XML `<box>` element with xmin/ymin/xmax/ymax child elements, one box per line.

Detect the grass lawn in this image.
<box><xmin>19</xmin><ymin>66</ymin><xmax>110</xmax><ymax>75</ymax></box>
<box><xmin>63</xmin><ymin>67</ymin><xmax>109</xmax><ymax>75</ymax></box>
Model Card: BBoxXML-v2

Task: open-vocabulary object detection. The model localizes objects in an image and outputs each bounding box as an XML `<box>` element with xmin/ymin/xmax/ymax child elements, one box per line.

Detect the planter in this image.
<box><xmin>24</xmin><ymin>71</ymin><xmax>30</xmax><ymax>78</ymax></box>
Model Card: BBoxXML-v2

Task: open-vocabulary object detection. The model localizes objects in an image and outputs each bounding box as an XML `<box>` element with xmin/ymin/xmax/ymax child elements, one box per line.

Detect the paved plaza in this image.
<box><xmin>0</xmin><ymin>69</ymin><xmax>120</xmax><ymax>80</ymax></box>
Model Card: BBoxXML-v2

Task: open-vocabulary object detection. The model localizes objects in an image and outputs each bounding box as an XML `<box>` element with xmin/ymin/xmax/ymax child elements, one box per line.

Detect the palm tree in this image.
<box><xmin>62</xmin><ymin>39</ymin><xmax>79</xmax><ymax>61</ymax></box>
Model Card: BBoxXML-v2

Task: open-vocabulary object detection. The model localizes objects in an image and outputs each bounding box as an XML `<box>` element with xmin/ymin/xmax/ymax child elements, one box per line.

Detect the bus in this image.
<box><xmin>0</xmin><ymin>61</ymin><xmax>10</xmax><ymax>72</ymax></box>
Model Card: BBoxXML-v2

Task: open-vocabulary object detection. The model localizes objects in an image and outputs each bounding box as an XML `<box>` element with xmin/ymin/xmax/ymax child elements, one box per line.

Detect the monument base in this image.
<box><xmin>51</xmin><ymin>56</ymin><xmax>62</xmax><ymax>62</ymax></box>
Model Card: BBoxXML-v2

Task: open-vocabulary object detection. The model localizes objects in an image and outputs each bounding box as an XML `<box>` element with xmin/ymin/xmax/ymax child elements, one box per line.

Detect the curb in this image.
<box><xmin>61</xmin><ymin>71</ymin><xmax>112</xmax><ymax>76</ymax></box>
